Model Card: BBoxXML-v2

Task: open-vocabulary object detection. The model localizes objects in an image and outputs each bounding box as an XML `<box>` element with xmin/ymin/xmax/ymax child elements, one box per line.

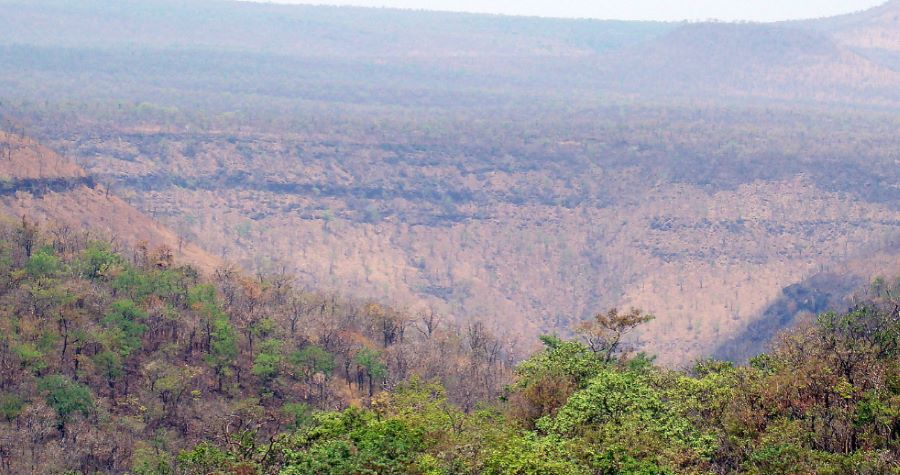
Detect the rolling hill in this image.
<box><xmin>804</xmin><ymin>0</ymin><xmax>900</xmax><ymax>51</ymax></box>
<box><xmin>2</xmin><ymin>0</ymin><xmax>900</xmax><ymax>107</ymax></box>
<box><xmin>606</xmin><ymin>22</ymin><xmax>900</xmax><ymax>103</ymax></box>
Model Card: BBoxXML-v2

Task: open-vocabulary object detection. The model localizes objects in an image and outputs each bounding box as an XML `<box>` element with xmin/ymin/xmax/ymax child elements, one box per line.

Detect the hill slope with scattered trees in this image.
<box><xmin>0</xmin><ymin>217</ymin><xmax>896</xmax><ymax>474</ymax></box>
<box><xmin>0</xmin><ymin>218</ymin><xmax>512</xmax><ymax>473</ymax></box>
<box><xmin>1</xmin><ymin>1</ymin><xmax>900</xmax><ymax>365</ymax></box>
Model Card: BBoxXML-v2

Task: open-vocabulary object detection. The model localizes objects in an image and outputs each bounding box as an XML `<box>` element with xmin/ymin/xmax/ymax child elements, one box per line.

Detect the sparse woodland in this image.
<box><xmin>1</xmin><ymin>1</ymin><xmax>899</xmax><ymax>365</ymax></box>
<box><xmin>14</xmin><ymin>102</ymin><xmax>897</xmax><ymax>364</ymax></box>
<box><xmin>0</xmin><ymin>219</ymin><xmax>897</xmax><ymax>474</ymax></box>
<box><xmin>0</xmin><ymin>219</ymin><xmax>514</xmax><ymax>473</ymax></box>
<box><xmin>0</xmin><ymin>1</ymin><xmax>898</xmax><ymax>473</ymax></box>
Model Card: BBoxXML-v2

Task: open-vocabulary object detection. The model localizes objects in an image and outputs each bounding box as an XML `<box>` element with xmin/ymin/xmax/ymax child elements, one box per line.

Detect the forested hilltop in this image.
<box><xmin>0</xmin><ymin>218</ymin><xmax>897</xmax><ymax>474</ymax></box>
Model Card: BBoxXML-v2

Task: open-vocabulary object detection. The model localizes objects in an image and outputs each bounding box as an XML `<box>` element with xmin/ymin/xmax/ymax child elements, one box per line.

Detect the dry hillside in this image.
<box><xmin>605</xmin><ymin>22</ymin><xmax>900</xmax><ymax>102</ymax></box>
<box><xmin>42</xmin><ymin>106</ymin><xmax>900</xmax><ymax>365</ymax></box>
<box><xmin>806</xmin><ymin>0</ymin><xmax>900</xmax><ymax>51</ymax></box>
<box><xmin>2</xmin><ymin>1</ymin><xmax>900</xmax><ymax>364</ymax></box>
<box><xmin>0</xmin><ymin>132</ymin><xmax>220</xmax><ymax>271</ymax></box>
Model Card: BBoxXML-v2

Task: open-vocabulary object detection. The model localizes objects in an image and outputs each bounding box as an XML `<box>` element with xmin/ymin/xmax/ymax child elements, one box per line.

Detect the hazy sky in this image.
<box><xmin>251</xmin><ymin>0</ymin><xmax>885</xmax><ymax>22</ymax></box>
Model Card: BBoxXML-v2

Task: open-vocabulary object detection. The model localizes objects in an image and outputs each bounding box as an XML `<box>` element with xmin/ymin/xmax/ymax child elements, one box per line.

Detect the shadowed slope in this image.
<box><xmin>714</xmin><ymin>243</ymin><xmax>900</xmax><ymax>361</ymax></box>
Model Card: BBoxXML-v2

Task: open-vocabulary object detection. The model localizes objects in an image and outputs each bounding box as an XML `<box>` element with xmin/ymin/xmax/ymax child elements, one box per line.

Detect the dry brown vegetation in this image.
<box><xmin>15</xmin><ymin>106</ymin><xmax>894</xmax><ymax>365</ymax></box>
<box><xmin>1</xmin><ymin>1</ymin><xmax>899</xmax><ymax>366</ymax></box>
<box><xmin>0</xmin><ymin>2</ymin><xmax>898</xmax><ymax>472</ymax></box>
<box><xmin>0</xmin><ymin>134</ymin><xmax>220</xmax><ymax>272</ymax></box>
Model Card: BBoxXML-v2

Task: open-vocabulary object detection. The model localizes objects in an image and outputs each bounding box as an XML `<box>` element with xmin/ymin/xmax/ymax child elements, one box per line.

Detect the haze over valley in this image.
<box><xmin>0</xmin><ymin>1</ymin><xmax>898</xmax><ymax>473</ymax></box>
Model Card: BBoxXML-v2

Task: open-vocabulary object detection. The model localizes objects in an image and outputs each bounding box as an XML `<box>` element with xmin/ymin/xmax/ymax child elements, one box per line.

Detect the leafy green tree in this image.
<box><xmin>354</xmin><ymin>348</ymin><xmax>386</xmax><ymax>397</ymax></box>
<box><xmin>177</xmin><ymin>442</ymin><xmax>234</xmax><ymax>475</ymax></box>
<box><xmin>282</xmin><ymin>402</ymin><xmax>313</xmax><ymax>430</ymax></box>
<box><xmin>536</xmin><ymin>368</ymin><xmax>715</xmax><ymax>473</ymax></box>
<box><xmin>112</xmin><ymin>267</ymin><xmax>151</xmax><ymax>299</ymax></box>
<box><xmin>289</xmin><ymin>345</ymin><xmax>336</xmax><ymax>379</ymax></box>
<box><xmin>206</xmin><ymin>316</ymin><xmax>238</xmax><ymax>392</ymax></box>
<box><xmin>80</xmin><ymin>241</ymin><xmax>123</xmax><ymax>280</ymax></box>
<box><xmin>102</xmin><ymin>299</ymin><xmax>148</xmax><ymax>357</ymax></box>
<box><xmin>515</xmin><ymin>337</ymin><xmax>603</xmax><ymax>389</ymax></box>
<box><xmin>188</xmin><ymin>284</ymin><xmax>226</xmax><ymax>353</ymax></box>
<box><xmin>281</xmin><ymin>408</ymin><xmax>426</xmax><ymax>475</ymax></box>
<box><xmin>483</xmin><ymin>433</ymin><xmax>587</xmax><ymax>475</ymax></box>
<box><xmin>0</xmin><ymin>392</ymin><xmax>25</xmax><ymax>421</ymax></box>
<box><xmin>507</xmin><ymin>337</ymin><xmax>602</xmax><ymax>427</ymax></box>
<box><xmin>92</xmin><ymin>350</ymin><xmax>124</xmax><ymax>385</ymax></box>
<box><xmin>12</xmin><ymin>341</ymin><xmax>48</xmax><ymax>373</ymax></box>
<box><xmin>37</xmin><ymin>374</ymin><xmax>94</xmax><ymax>423</ymax></box>
<box><xmin>252</xmin><ymin>339</ymin><xmax>283</xmax><ymax>388</ymax></box>
<box><xmin>289</xmin><ymin>345</ymin><xmax>336</xmax><ymax>400</ymax></box>
<box><xmin>24</xmin><ymin>247</ymin><xmax>60</xmax><ymax>278</ymax></box>
<box><xmin>132</xmin><ymin>443</ymin><xmax>174</xmax><ymax>475</ymax></box>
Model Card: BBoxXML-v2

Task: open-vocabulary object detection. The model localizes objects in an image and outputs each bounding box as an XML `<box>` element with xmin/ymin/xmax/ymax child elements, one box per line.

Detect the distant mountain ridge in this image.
<box><xmin>0</xmin><ymin>0</ymin><xmax>672</xmax><ymax>57</ymax></box>
<box><xmin>801</xmin><ymin>0</ymin><xmax>900</xmax><ymax>42</ymax></box>
<box><xmin>1</xmin><ymin>0</ymin><xmax>899</xmax><ymax>106</ymax></box>
<box><xmin>603</xmin><ymin>20</ymin><xmax>900</xmax><ymax>103</ymax></box>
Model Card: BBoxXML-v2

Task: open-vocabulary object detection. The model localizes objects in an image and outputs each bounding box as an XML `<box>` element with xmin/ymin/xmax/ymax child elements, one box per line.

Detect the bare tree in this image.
<box><xmin>577</xmin><ymin>308</ymin><xmax>655</xmax><ymax>363</ymax></box>
<box><xmin>413</xmin><ymin>308</ymin><xmax>443</xmax><ymax>339</ymax></box>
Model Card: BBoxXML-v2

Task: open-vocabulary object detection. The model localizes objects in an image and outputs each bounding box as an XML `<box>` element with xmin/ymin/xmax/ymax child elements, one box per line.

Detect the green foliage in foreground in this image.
<box><xmin>0</xmin><ymin>221</ymin><xmax>896</xmax><ymax>474</ymax></box>
<box><xmin>176</xmin><ymin>288</ymin><xmax>900</xmax><ymax>475</ymax></box>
